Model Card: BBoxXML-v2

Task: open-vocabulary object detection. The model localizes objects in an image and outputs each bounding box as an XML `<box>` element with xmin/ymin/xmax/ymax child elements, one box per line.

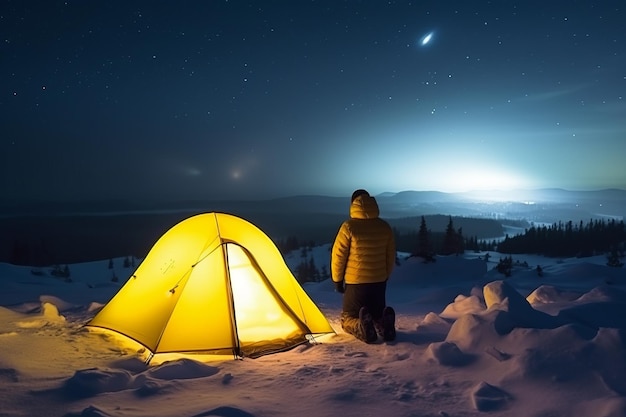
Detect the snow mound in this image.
<box><xmin>484</xmin><ymin>280</ymin><xmax>564</xmax><ymax>329</ymax></box>
<box><xmin>39</xmin><ymin>295</ymin><xmax>78</xmax><ymax>312</ymax></box>
<box><xmin>425</xmin><ymin>341</ymin><xmax>474</xmax><ymax>366</ymax></box>
<box><xmin>2</xmin><ymin>251</ymin><xmax>626</xmax><ymax>417</ymax></box>
<box><xmin>63</xmin><ymin>405</ymin><xmax>114</xmax><ymax>417</ymax></box>
<box><xmin>63</xmin><ymin>358</ymin><xmax>221</xmax><ymax>399</ymax></box>
<box><xmin>439</xmin><ymin>294</ymin><xmax>485</xmax><ymax>319</ymax></box>
<box><xmin>526</xmin><ymin>285</ymin><xmax>581</xmax><ymax>304</ymax></box>
<box><xmin>144</xmin><ymin>358</ymin><xmax>220</xmax><ymax>380</ymax></box>
<box><xmin>470</xmin><ymin>381</ymin><xmax>512</xmax><ymax>411</ymax></box>
<box><xmin>16</xmin><ymin>302</ymin><xmax>66</xmax><ymax>328</ymax></box>
<box><xmin>416</xmin><ymin>311</ymin><xmax>452</xmax><ymax>341</ymax></box>
<box><xmin>0</xmin><ymin>367</ymin><xmax>19</xmax><ymax>382</ymax></box>
<box><xmin>64</xmin><ymin>368</ymin><xmax>133</xmax><ymax>398</ymax></box>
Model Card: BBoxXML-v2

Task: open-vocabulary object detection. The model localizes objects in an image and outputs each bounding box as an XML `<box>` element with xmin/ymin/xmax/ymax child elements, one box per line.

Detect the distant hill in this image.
<box><xmin>0</xmin><ymin>189</ymin><xmax>623</xmax><ymax>265</ymax></box>
<box><xmin>2</xmin><ymin>188</ymin><xmax>624</xmax><ymax>221</ymax></box>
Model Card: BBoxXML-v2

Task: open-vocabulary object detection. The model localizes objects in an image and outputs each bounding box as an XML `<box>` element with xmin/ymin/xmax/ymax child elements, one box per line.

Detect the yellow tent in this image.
<box><xmin>87</xmin><ymin>212</ymin><xmax>334</xmax><ymax>359</ymax></box>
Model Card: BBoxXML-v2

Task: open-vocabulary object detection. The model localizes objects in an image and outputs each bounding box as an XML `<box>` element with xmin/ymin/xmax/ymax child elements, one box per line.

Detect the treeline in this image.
<box><xmin>389</xmin><ymin>215</ymin><xmax>504</xmax><ymax>240</ymax></box>
<box><xmin>393</xmin><ymin>216</ymin><xmax>468</xmax><ymax>260</ymax></box>
<box><xmin>278</xmin><ymin>215</ymin><xmax>476</xmax><ymax>260</ymax></box>
<box><xmin>272</xmin><ymin>242</ymin><xmax>330</xmax><ymax>284</ymax></box>
<box><xmin>274</xmin><ymin>236</ymin><xmax>317</xmax><ymax>255</ymax></box>
<box><xmin>2</xmin><ymin>213</ymin><xmax>179</xmax><ymax>266</ymax></box>
<box><xmin>292</xmin><ymin>246</ymin><xmax>331</xmax><ymax>283</ymax></box>
<box><xmin>497</xmin><ymin>218</ymin><xmax>626</xmax><ymax>258</ymax></box>
<box><xmin>392</xmin><ymin>215</ymin><xmax>507</xmax><ymax>256</ymax></box>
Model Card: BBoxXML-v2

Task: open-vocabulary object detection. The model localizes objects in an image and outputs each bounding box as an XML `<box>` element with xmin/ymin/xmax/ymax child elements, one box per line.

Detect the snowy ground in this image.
<box><xmin>1</xmin><ymin>245</ymin><xmax>626</xmax><ymax>417</ymax></box>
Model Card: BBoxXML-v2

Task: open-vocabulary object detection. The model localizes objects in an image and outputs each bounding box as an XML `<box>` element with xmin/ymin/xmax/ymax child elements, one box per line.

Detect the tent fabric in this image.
<box><xmin>87</xmin><ymin>212</ymin><xmax>334</xmax><ymax>358</ymax></box>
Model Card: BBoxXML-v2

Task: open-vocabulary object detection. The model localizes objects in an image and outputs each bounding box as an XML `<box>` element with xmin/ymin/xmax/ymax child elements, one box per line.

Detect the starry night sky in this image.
<box><xmin>2</xmin><ymin>1</ymin><xmax>625</xmax><ymax>204</ymax></box>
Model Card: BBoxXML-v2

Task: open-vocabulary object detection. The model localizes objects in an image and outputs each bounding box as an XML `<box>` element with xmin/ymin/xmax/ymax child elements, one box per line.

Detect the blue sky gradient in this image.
<box><xmin>2</xmin><ymin>1</ymin><xmax>625</xmax><ymax>202</ymax></box>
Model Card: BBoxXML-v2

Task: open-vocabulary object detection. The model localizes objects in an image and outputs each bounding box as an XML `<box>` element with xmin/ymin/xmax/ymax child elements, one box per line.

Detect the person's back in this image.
<box><xmin>331</xmin><ymin>189</ymin><xmax>396</xmax><ymax>343</ymax></box>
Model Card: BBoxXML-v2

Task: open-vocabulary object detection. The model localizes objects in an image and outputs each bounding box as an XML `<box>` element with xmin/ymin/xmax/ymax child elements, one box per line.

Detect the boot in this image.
<box><xmin>382</xmin><ymin>306</ymin><xmax>396</xmax><ymax>341</ymax></box>
<box><xmin>358</xmin><ymin>307</ymin><xmax>377</xmax><ymax>343</ymax></box>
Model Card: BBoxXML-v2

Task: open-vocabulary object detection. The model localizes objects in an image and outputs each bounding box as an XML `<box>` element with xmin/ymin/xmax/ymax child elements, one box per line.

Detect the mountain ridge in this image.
<box><xmin>2</xmin><ymin>188</ymin><xmax>624</xmax><ymax>217</ymax></box>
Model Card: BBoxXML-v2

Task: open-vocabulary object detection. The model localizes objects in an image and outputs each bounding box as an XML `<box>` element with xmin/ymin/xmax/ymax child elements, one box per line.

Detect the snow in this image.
<box><xmin>1</xmin><ymin>246</ymin><xmax>626</xmax><ymax>417</ymax></box>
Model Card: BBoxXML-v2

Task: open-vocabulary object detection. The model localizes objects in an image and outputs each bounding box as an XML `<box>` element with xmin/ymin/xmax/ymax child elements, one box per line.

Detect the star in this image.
<box><xmin>420</xmin><ymin>31</ymin><xmax>434</xmax><ymax>46</ymax></box>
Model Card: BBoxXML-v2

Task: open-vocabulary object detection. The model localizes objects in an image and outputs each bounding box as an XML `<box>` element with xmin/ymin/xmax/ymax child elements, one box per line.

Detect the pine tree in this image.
<box><xmin>442</xmin><ymin>216</ymin><xmax>461</xmax><ymax>255</ymax></box>
<box><xmin>296</xmin><ymin>259</ymin><xmax>309</xmax><ymax>282</ymax></box>
<box><xmin>320</xmin><ymin>265</ymin><xmax>330</xmax><ymax>280</ymax></box>
<box><xmin>607</xmin><ymin>247</ymin><xmax>624</xmax><ymax>268</ymax></box>
<box><xmin>308</xmin><ymin>257</ymin><xmax>320</xmax><ymax>282</ymax></box>
<box><xmin>456</xmin><ymin>227</ymin><xmax>465</xmax><ymax>254</ymax></box>
<box><xmin>496</xmin><ymin>256</ymin><xmax>513</xmax><ymax>277</ymax></box>
<box><xmin>415</xmin><ymin>216</ymin><xmax>434</xmax><ymax>260</ymax></box>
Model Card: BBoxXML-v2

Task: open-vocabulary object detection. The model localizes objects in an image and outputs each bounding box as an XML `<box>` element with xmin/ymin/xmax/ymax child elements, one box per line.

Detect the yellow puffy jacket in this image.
<box><xmin>331</xmin><ymin>194</ymin><xmax>395</xmax><ymax>285</ymax></box>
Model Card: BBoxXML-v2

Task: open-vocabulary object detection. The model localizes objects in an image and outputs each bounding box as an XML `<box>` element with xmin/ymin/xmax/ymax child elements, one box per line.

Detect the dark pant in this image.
<box><xmin>340</xmin><ymin>281</ymin><xmax>388</xmax><ymax>339</ymax></box>
<box><xmin>342</xmin><ymin>281</ymin><xmax>387</xmax><ymax>320</ymax></box>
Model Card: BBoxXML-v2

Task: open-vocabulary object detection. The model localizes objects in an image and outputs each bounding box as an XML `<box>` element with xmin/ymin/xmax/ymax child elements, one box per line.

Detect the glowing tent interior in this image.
<box><xmin>87</xmin><ymin>212</ymin><xmax>335</xmax><ymax>359</ymax></box>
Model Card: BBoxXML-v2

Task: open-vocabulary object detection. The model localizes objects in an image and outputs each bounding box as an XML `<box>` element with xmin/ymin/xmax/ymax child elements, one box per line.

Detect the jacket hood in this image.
<box><xmin>349</xmin><ymin>194</ymin><xmax>380</xmax><ymax>219</ymax></box>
